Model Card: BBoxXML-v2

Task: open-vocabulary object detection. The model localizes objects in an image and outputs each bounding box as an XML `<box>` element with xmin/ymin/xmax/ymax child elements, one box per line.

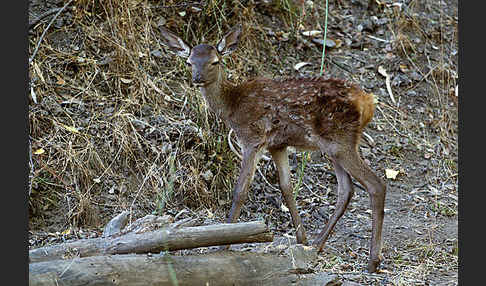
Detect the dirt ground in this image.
<box><xmin>28</xmin><ymin>0</ymin><xmax>458</xmax><ymax>285</ymax></box>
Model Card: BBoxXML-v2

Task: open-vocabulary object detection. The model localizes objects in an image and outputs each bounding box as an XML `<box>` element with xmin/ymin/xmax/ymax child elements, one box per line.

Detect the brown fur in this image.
<box><xmin>220</xmin><ymin>77</ymin><xmax>374</xmax><ymax>149</ymax></box>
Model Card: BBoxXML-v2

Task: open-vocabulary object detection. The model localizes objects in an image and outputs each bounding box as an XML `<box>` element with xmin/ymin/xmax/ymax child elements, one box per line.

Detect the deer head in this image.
<box><xmin>159</xmin><ymin>25</ymin><xmax>242</xmax><ymax>87</ymax></box>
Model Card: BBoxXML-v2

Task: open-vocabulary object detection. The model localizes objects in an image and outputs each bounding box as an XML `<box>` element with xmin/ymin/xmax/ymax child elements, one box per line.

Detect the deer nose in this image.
<box><xmin>192</xmin><ymin>72</ymin><xmax>206</xmax><ymax>85</ymax></box>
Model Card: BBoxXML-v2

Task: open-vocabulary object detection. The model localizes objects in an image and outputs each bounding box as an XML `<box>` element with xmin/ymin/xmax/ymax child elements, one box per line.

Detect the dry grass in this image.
<box><xmin>28</xmin><ymin>0</ymin><xmax>310</xmax><ymax>229</ymax></box>
<box><xmin>30</xmin><ymin>0</ymin><xmax>232</xmax><ymax>227</ymax></box>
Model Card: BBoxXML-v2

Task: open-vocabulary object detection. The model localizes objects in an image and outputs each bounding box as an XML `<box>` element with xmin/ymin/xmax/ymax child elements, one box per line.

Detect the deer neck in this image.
<box><xmin>198</xmin><ymin>69</ymin><xmax>233</xmax><ymax>119</ymax></box>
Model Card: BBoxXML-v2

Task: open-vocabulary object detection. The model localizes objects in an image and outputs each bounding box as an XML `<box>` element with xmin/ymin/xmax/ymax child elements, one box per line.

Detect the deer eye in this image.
<box><xmin>211</xmin><ymin>61</ymin><xmax>219</xmax><ymax>66</ymax></box>
<box><xmin>185</xmin><ymin>62</ymin><xmax>192</xmax><ymax>67</ymax></box>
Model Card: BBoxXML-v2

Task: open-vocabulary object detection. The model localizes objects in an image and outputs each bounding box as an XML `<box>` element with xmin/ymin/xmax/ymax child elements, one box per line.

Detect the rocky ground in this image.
<box><xmin>29</xmin><ymin>0</ymin><xmax>458</xmax><ymax>285</ymax></box>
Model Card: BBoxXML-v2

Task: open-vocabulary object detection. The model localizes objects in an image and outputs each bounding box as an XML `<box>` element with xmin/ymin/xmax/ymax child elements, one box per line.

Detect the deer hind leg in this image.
<box><xmin>270</xmin><ymin>147</ymin><xmax>308</xmax><ymax>245</ymax></box>
<box><xmin>313</xmin><ymin>157</ymin><xmax>355</xmax><ymax>250</ymax></box>
<box><xmin>318</xmin><ymin>138</ymin><xmax>386</xmax><ymax>273</ymax></box>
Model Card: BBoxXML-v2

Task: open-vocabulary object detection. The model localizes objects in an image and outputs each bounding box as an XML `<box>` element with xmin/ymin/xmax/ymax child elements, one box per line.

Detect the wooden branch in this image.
<box><xmin>30</xmin><ymin>247</ymin><xmax>340</xmax><ymax>286</ymax></box>
<box><xmin>29</xmin><ymin>221</ymin><xmax>273</xmax><ymax>263</ymax></box>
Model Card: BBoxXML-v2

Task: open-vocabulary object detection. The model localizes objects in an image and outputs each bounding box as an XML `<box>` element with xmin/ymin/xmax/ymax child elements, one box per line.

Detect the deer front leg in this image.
<box><xmin>218</xmin><ymin>145</ymin><xmax>261</xmax><ymax>251</ymax></box>
<box><xmin>226</xmin><ymin>146</ymin><xmax>261</xmax><ymax>223</ymax></box>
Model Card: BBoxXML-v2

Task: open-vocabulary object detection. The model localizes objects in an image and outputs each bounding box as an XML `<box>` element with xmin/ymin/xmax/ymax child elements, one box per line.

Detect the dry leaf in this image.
<box><xmin>377</xmin><ymin>66</ymin><xmax>396</xmax><ymax>105</ymax></box>
<box><xmin>61</xmin><ymin>124</ymin><xmax>79</xmax><ymax>134</ymax></box>
<box><xmin>294</xmin><ymin>62</ymin><xmax>311</xmax><ymax>71</ymax></box>
<box><xmin>56</xmin><ymin>75</ymin><xmax>65</xmax><ymax>85</ymax></box>
<box><xmin>34</xmin><ymin>63</ymin><xmax>45</xmax><ymax>83</ymax></box>
<box><xmin>34</xmin><ymin>148</ymin><xmax>45</xmax><ymax>155</ymax></box>
<box><xmin>385</xmin><ymin>169</ymin><xmax>399</xmax><ymax>179</ymax></box>
<box><xmin>207</xmin><ymin>209</ymin><xmax>214</xmax><ymax>218</ymax></box>
<box><xmin>377</xmin><ymin>65</ymin><xmax>388</xmax><ymax>77</ymax></box>
<box><xmin>157</xmin><ymin>17</ymin><xmax>166</xmax><ymax>26</ymax></box>
<box><xmin>147</xmin><ymin>78</ymin><xmax>162</xmax><ymax>93</ymax></box>
<box><xmin>120</xmin><ymin>78</ymin><xmax>133</xmax><ymax>84</ymax></box>
<box><xmin>31</xmin><ymin>86</ymin><xmax>38</xmax><ymax>104</ymax></box>
<box><xmin>399</xmin><ymin>64</ymin><xmax>409</xmax><ymax>73</ymax></box>
<box><xmin>302</xmin><ymin>30</ymin><xmax>322</xmax><ymax>37</ymax></box>
<box><xmin>372</xmin><ymin>92</ymin><xmax>378</xmax><ymax>104</ymax></box>
<box><xmin>281</xmin><ymin>204</ymin><xmax>289</xmax><ymax>212</ymax></box>
<box><xmin>334</xmin><ymin>38</ymin><xmax>342</xmax><ymax>48</ymax></box>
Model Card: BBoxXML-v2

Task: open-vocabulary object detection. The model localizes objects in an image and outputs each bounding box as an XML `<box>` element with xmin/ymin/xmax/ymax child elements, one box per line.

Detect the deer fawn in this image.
<box><xmin>159</xmin><ymin>24</ymin><xmax>386</xmax><ymax>273</ymax></box>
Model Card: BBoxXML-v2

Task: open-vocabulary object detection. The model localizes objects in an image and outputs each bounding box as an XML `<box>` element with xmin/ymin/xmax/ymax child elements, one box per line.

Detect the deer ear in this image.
<box><xmin>216</xmin><ymin>24</ymin><xmax>242</xmax><ymax>56</ymax></box>
<box><xmin>159</xmin><ymin>26</ymin><xmax>191</xmax><ymax>58</ymax></box>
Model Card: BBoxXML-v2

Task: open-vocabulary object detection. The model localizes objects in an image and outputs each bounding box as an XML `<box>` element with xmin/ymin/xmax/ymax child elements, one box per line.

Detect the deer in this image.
<box><xmin>159</xmin><ymin>24</ymin><xmax>386</xmax><ymax>273</ymax></box>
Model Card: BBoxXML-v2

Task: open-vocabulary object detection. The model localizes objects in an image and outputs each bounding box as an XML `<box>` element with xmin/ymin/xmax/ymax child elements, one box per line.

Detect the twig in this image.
<box><xmin>329</xmin><ymin>58</ymin><xmax>352</xmax><ymax>74</ymax></box>
<box><xmin>29</xmin><ymin>0</ymin><xmax>74</xmax><ymax>64</ymax></box>
<box><xmin>28</xmin><ymin>137</ymin><xmax>34</xmax><ymax>197</ymax></box>
<box><xmin>29</xmin><ymin>7</ymin><xmax>72</xmax><ymax>30</ymax></box>
<box><xmin>366</xmin><ymin>35</ymin><xmax>390</xmax><ymax>43</ymax></box>
<box><xmin>59</xmin><ymin>257</ymin><xmax>77</xmax><ymax>278</ymax></box>
<box><xmin>227</xmin><ymin>129</ymin><xmax>242</xmax><ymax>160</ymax></box>
<box><xmin>362</xmin><ymin>131</ymin><xmax>375</xmax><ymax>146</ymax></box>
<box><xmin>257</xmin><ymin>166</ymin><xmax>280</xmax><ymax>193</ymax></box>
<box><xmin>150</xmin><ymin>2</ymin><xmax>202</xmax><ymax>9</ymax></box>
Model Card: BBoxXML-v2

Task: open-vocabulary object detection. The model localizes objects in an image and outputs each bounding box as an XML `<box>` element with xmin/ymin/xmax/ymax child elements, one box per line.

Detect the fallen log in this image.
<box><xmin>29</xmin><ymin>246</ymin><xmax>340</xmax><ymax>286</ymax></box>
<box><xmin>29</xmin><ymin>221</ymin><xmax>273</xmax><ymax>263</ymax></box>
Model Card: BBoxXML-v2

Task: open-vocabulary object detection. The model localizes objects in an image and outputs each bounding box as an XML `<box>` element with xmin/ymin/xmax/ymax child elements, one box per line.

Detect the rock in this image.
<box><xmin>410</xmin><ymin>70</ymin><xmax>422</xmax><ymax>81</ymax></box>
<box><xmin>312</xmin><ymin>38</ymin><xmax>336</xmax><ymax>48</ymax></box>
<box><xmin>202</xmin><ymin>169</ymin><xmax>214</xmax><ymax>181</ymax></box>
<box><xmin>150</xmin><ymin>49</ymin><xmax>163</xmax><ymax>58</ymax></box>
<box><xmin>360</xmin><ymin>19</ymin><xmax>375</xmax><ymax>32</ymax></box>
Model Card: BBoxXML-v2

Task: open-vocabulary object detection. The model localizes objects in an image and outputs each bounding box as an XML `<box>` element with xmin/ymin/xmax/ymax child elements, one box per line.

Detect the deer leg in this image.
<box><xmin>270</xmin><ymin>148</ymin><xmax>308</xmax><ymax>245</ymax></box>
<box><xmin>219</xmin><ymin>145</ymin><xmax>261</xmax><ymax>250</ymax></box>
<box><xmin>226</xmin><ymin>145</ymin><xmax>261</xmax><ymax>222</ymax></box>
<box><xmin>331</xmin><ymin>146</ymin><xmax>386</xmax><ymax>273</ymax></box>
<box><xmin>313</xmin><ymin>157</ymin><xmax>354</xmax><ymax>250</ymax></box>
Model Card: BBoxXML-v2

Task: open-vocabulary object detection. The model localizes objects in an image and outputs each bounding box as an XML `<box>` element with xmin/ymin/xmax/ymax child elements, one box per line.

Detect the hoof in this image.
<box><xmin>297</xmin><ymin>235</ymin><xmax>309</xmax><ymax>246</ymax></box>
<box><xmin>367</xmin><ymin>258</ymin><xmax>382</xmax><ymax>273</ymax></box>
<box><xmin>295</xmin><ymin>228</ymin><xmax>309</xmax><ymax>246</ymax></box>
<box><xmin>311</xmin><ymin>241</ymin><xmax>324</xmax><ymax>253</ymax></box>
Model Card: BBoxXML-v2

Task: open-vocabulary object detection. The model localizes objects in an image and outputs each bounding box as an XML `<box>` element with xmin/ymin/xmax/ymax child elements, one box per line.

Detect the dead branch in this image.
<box><xmin>29</xmin><ymin>220</ymin><xmax>273</xmax><ymax>263</ymax></box>
<box><xmin>29</xmin><ymin>246</ymin><xmax>340</xmax><ymax>286</ymax></box>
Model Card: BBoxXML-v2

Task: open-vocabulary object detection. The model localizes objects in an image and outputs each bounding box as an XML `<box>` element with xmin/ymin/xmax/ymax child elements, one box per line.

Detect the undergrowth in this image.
<box><xmin>28</xmin><ymin>0</ymin><xmax>302</xmax><ymax>229</ymax></box>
